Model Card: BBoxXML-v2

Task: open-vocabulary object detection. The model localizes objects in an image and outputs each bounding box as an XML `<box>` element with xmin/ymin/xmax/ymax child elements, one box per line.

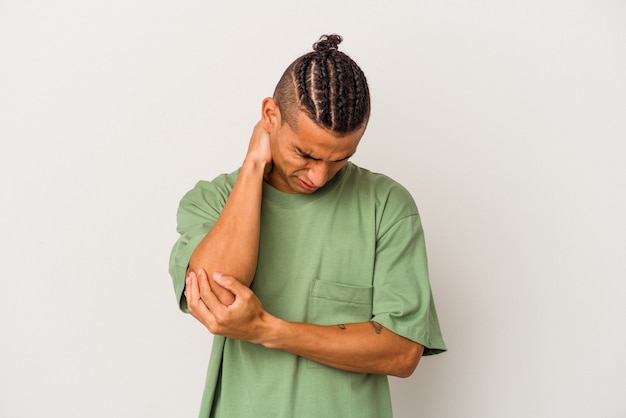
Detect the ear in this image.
<box><xmin>261</xmin><ymin>97</ymin><xmax>281</xmax><ymax>132</ymax></box>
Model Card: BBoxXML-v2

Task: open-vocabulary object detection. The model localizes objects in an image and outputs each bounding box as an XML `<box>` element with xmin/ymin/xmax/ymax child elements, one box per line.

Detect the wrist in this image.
<box><xmin>257</xmin><ymin>313</ymin><xmax>285</xmax><ymax>349</ymax></box>
<box><xmin>241</xmin><ymin>158</ymin><xmax>269</xmax><ymax>177</ymax></box>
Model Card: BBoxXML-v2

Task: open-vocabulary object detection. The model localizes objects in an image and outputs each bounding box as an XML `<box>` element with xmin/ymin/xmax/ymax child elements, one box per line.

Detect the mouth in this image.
<box><xmin>297</xmin><ymin>178</ymin><xmax>319</xmax><ymax>192</ymax></box>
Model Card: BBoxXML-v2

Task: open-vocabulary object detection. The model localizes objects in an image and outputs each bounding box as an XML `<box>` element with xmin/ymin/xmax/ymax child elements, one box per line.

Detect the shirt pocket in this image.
<box><xmin>306</xmin><ymin>280</ymin><xmax>373</xmax><ymax>369</ymax></box>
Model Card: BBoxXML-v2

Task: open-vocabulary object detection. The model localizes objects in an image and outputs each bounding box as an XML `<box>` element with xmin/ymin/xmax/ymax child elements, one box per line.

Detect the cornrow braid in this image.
<box><xmin>273</xmin><ymin>34</ymin><xmax>370</xmax><ymax>134</ymax></box>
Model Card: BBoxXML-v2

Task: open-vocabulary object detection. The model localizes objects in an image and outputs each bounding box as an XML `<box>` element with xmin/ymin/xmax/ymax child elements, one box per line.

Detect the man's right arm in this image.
<box><xmin>187</xmin><ymin>122</ymin><xmax>272</xmax><ymax>305</ymax></box>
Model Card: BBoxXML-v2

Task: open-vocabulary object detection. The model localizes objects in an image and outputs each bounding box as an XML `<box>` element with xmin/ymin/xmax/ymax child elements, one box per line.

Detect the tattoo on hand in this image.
<box><xmin>370</xmin><ymin>321</ymin><xmax>383</xmax><ymax>334</ymax></box>
<box><xmin>338</xmin><ymin>324</ymin><xmax>346</xmax><ymax>330</ymax></box>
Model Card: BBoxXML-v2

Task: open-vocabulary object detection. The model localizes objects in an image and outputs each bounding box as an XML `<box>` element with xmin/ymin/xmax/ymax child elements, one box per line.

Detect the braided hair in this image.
<box><xmin>273</xmin><ymin>34</ymin><xmax>370</xmax><ymax>135</ymax></box>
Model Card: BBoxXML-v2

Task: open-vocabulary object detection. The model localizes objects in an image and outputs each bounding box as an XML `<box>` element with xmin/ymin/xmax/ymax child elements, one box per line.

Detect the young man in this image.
<box><xmin>169</xmin><ymin>34</ymin><xmax>446</xmax><ymax>418</ymax></box>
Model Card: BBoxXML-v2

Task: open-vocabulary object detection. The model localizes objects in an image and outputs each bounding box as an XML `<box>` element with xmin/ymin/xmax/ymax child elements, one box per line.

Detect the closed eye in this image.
<box><xmin>295</xmin><ymin>146</ymin><xmax>353</xmax><ymax>163</ymax></box>
<box><xmin>296</xmin><ymin>149</ymin><xmax>321</xmax><ymax>161</ymax></box>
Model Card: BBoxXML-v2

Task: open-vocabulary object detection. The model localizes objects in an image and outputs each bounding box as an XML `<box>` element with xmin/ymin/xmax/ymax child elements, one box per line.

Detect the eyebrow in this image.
<box><xmin>295</xmin><ymin>146</ymin><xmax>354</xmax><ymax>163</ymax></box>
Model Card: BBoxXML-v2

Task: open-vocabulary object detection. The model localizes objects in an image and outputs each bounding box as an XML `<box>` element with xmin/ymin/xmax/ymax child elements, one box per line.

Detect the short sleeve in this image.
<box><xmin>371</xmin><ymin>188</ymin><xmax>446</xmax><ymax>356</ymax></box>
<box><xmin>168</xmin><ymin>174</ymin><xmax>235</xmax><ymax>312</ymax></box>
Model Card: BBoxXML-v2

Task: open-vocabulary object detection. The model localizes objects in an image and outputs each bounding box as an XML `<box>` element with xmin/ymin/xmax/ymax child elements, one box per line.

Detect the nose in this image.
<box><xmin>308</xmin><ymin>161</ymin><xmax>330</xmax><ymax>188</ymax></box>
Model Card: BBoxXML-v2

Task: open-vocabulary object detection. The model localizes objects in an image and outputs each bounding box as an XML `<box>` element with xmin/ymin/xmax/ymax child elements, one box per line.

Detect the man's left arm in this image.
<box><xmin>262</xmin><ymin>318</ymin><xmax>424</xmax><ymax>378</ymax></box>
<box><xmin>185</xmin><ymin>269</ymin><xmax>424</xmax><ymax>378</ymax></box>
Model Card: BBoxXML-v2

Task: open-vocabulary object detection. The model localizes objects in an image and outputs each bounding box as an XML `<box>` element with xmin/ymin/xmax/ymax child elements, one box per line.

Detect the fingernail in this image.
<box><xmin>213</xmin><ymin>271</ymin><xmax>223</xmax><ymax>280</ymax></box>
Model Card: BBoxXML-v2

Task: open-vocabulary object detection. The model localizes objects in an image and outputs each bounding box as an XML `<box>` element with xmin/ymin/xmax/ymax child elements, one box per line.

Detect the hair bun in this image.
<box><xmin>313</xmin><ymin>34</ymin><xmax>343</xmax><ymax>52</ymax></box>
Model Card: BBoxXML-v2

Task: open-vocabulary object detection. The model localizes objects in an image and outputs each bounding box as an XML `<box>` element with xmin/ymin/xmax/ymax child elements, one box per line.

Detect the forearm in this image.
<box><xmin>259</xmin><ymin>317</ymin><xmax>424</xmax><ymax>378</ymax></box>
<box><xmin>187</xmin><ymin>271</ymin><xmax>423</xmax><ymax>377</ymax></box>
<box><xmin>188</xmin><ymin>160</ymin><xmax>266</xmax><ymax>299</ymax></box>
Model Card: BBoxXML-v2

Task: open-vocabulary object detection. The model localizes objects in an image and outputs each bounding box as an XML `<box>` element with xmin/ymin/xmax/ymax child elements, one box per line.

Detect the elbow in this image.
<box><xmin>390</xmin><ymin>343</ymin><xmax>424</xmax><ymax>378</ymax></box>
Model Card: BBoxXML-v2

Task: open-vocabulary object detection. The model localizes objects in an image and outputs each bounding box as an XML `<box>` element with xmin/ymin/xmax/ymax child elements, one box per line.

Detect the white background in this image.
<box><xmin>1</xmin><ymin>1</ymin><xmax>625</xmax><ymax>417</ymax></box>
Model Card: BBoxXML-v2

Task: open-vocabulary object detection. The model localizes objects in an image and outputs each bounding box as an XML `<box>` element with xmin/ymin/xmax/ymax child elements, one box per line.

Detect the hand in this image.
<box><xmin>186</xmin><ymin>267</ymin><xmax>235</xmax><ymax>306</ymax></box>
<box><xmin>244</xmin><ymin>121</ymin><xmax>273</xmax><ymax>177</ymax></box>
<box><xmin>185</xmin><ymin>269</ymin><xmax>272</xmax><ymax>344</ymax></box>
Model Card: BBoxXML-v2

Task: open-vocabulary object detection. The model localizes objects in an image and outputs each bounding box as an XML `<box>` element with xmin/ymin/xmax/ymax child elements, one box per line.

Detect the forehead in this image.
<box><xmin>282</xmin><ymin>111</ymin><xmax>364</xmax><ymax>159</ymax></box>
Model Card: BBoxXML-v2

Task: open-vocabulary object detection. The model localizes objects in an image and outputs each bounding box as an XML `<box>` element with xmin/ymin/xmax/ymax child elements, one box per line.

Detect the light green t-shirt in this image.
<box><xmin>169</xmin><ymin>162</ymin><xmax>446</xmax><ymax>418</ymax></box>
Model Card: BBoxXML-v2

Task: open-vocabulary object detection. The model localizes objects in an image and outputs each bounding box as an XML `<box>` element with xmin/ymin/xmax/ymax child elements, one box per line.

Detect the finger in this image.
<box><xmin>186</xmin><ymin>271</ymin><xmax>215</xmax><ymax>326</ymax></box>
<box><xmin>197</xmin><ymin>269</ymin><xmax>225</xmax><ymax>312</ymax></box>
<box><xmin>212</xmin><ymin>271</ymin><xmax>244</xmax><ymax>295</ymax></box>
<box><xmin>186</xmin><ymin>271</ymin><xmax>207</xmax><ymax>312</ymax></box>
<box><xmin>186</xmin><ymin>271</ymin><xmax>199</xmax><ymax>303</ymax></box>
<box><xmin>187</xmin><ymin>271</ymin><xmax>209</xmax><ymax>308</ymax></box>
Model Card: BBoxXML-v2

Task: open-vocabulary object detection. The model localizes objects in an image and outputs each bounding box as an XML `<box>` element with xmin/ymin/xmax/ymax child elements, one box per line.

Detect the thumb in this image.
<box><xmin>212</xmin><ymin>272</ymin><xmax>243</xmax><ymax>293</ymax></box>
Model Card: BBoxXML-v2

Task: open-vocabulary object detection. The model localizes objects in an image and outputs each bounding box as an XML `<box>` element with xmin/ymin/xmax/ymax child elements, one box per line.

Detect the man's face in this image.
<box><xmin>266</xmin><ymin>111</ymin><xmax>365</xmax><ymax>194</ymax></box>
